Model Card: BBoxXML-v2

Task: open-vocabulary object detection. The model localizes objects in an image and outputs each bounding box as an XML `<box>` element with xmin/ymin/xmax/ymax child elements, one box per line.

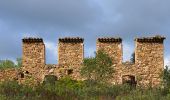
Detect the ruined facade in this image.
<box><xmin>97</xmin><ymin>36</ymin><xmax>165</xmax><ymax>87</ymax></box>
<box><xmin>0</xmin><ymin>35</ymin><xmax>166</xmax><ymax>87</ymax></box>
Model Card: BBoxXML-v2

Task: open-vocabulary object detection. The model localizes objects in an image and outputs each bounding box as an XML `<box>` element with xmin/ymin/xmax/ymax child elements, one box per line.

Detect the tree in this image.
<box><xmin>16</xmin><ymin>58</ymin><xmax>22</xmax><ymax>68</ymax></box>
<box><xmin>0</xmin><ymin>59</ymin><xmax>16</xmax><ymax>69</ymax></box>
<box><xmin>80</xmin><ymin>50</ymin><xmax>114</xmax><ymax>84</ymax></box>
<box><xmin>0</xmin><ymin>58</ymin><xmax>22</xmax><ymax>69</ymax></box>
<box><xmin>163</xmin><ymin>65</ymin><xmax>170</xmax><ymax>87</ymax></box>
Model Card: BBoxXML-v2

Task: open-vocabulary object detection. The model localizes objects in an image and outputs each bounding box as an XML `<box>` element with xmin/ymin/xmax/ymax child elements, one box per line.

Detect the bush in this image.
<box><xmin>116</xmin><ymin>88</ymin><xmax>167</xmax><ymax>100</ymax></box>
<box><xmin>0</xmin><ymin>58</ymin><xmax>22</xmax><ymax>69</ymax></box>
<box><xmin>0</xmin><ymin>60</ymin><xmax>16</xmax><ymax>69</ymax></box>
<box><xmin>0</xmin><ymin>79</ymin><xmax>170</xmax><ymax>100</ymax></box>
<box><xmin>81</xmin><ymin>50</ymin><xmax>114</xmax><ymax>84</ymax></box>
<box><xmin>0</xmin><ymin>80</ymin><xmax>22</xmax><ymax>97</ymax></box>
<box><xmin>43</xmin><ymin>75</ymin><xmax>58</xmax><ymax>85</ymax></box>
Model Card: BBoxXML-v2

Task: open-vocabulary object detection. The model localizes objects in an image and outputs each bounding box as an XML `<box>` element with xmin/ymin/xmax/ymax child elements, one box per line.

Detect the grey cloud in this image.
<box><xmin>0</xmin><ymin>0</ymin><xmax>102</xmax><ymax>33</ymax></box>
<box><xmin>0</xmin><ymin>0</ymin><xmax>169</xmax><ymax>64</ymax></box>
<box><xmin>95</xmin><ymin>0</ymin><xmax>170</xmax><ymax>36</ymax></box>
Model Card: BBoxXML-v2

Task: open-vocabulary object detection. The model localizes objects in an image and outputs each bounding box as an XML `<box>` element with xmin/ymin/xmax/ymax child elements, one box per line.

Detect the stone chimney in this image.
<box><xmin>58</xmin><ymin>37</ymin><xmax>84</xmax><ymax>67</ymax></box>
<box><xmin>22</xmin><ymin>37</ymin><xmax>45</xmax><ymax>75</ymax></box>
<box><xmin>135</xmin><ymin>35</ymin><xmax>166</xmax><ymax>86</ymax></box>
<box><xmin>96</xmin><ymin>37</ymin><xmax>122</xmax><ymax>64</ymax></box>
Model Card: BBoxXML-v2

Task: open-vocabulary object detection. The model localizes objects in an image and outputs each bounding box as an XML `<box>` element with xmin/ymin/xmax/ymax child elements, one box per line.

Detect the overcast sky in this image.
<box><xmin>0</xmin><ymin>0</ymin><xmax>169</xmax><ymax>66</ymax></box>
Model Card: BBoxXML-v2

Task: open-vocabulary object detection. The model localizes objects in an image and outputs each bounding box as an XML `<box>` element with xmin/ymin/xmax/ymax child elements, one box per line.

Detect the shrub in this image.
<box><xmin>43</xmin><ymin>75</ymin><xmax>58</xmax><ymax>85</ymax></box>
<box><xmin>0</xmin><ymin>80</ymin><xmax>170</xmax><ymax>100</ymax></box>
<box><xmin>81</xmin><ymin>50</ymin><xmax>114</xmax><ymax>84</ymax></box>
<box><xmin>0</xmin><ymin>58</ymin><xmax>22</xmax><ymax>69</ymax></box>
<box><xmin>0</xmin><ymin>60</ymin><xmax>16</xmax><ymax>69</ymax></box>
<box><xmin>0</xmin><ymin>80</ymin><xmax>22</xmax><ymax>97</ymax></box>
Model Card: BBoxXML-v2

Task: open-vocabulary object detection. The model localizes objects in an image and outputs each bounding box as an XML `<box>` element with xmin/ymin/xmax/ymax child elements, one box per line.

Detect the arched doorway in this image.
<box><xmin>122</xmin><ymin>75</ymin><xmax>137</xmax><ymax>86</ymax></box>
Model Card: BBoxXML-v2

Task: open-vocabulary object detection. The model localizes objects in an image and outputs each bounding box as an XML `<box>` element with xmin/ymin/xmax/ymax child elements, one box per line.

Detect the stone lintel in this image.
<box><xmin>59</xmin><ymin>37</ymin><xmax>84</xmax><ymax>43</ymax></box>
<box><xmin>135</xmin><ymin>35</ymin><xmax>166</xmax><ymax>43</ymax></box>
<box><xmin>97</xmin><ymin>37</ymin><xmax>122</xmax><ymax>43</ymax></box>
<box><xmin>22</xmin><ymin>37</ymin><xmax>43</xmax><ymax>43</ymax></box>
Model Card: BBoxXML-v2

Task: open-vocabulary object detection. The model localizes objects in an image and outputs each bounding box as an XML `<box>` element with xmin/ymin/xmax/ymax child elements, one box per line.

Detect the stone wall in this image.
<box><xmin>135</xmin><ymin>36</ymin><xmax>165</xmax><ymax>87</ymax></box>
<box><xmin>0</xmin><ymin>68</ymin><xmax>19</xmax><ymax>81</ymax></box>
<box><xmin>58</xmin><ymin>37</ymin><xmax>84</xmax><ymax>80</ymax></box>
<box><xmin>96</xmin><ymin>36</ymin><xmax>165</xmax><ymax>87</ymax></box>
<box><xmin>96</xmin><ymin>38</ymin><xmax>122</xmax><ymax>64</ymax></box>
<box><xmin>22</xmin><ymin>38</ymin><xmax>45</xmax><ymax>81</ymax></box>
<box><xmin>0</xmin><ymin>35</ymin><xmax>166</xmax><ymax>87</ymax></box>
<box><xmin>96</xmin><ymin>38</ymin><xmax>123</xmax><ymax>84</ymax></box>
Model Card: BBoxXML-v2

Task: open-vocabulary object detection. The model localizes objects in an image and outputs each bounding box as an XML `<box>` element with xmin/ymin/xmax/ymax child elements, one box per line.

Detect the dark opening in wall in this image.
<box><xmin>122</xmin><ymin>75</ymin><xmax>137</xmax><ymax>87</ymax></box>
<box><xmin>67</xmin><ymin>69</ymin><xmax>73</xmax><ymax>75</ymax></box>
<box><xmin>20</xmin><ymin>73</ymin><xmax>24</xmax><ymax>78</ymax></box>
<box><xmin>25</xmin><ymin>71</ymin><xmax>29</xmax><ymax>74</ymax></box>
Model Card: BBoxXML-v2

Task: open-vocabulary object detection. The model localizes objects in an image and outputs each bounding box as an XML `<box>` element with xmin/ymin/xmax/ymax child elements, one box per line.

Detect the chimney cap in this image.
<box><xmin>22</xmin><ymin>37</ymin><xmax>43</xmax><ymax>43</ymax></box>
<box><xmin>59</xmin><ymin>37</ymin><xmax>84</xmax><ymax>43</ymax></box>
<box><xmin>135</xmin><ymin>35</ymin><xmax>166</xmax><ymax>42</ymax></box>
<box><xmin>98</xmin><ymin>37</ymin><xmax>122</xmax><ymax>42</ymax></box>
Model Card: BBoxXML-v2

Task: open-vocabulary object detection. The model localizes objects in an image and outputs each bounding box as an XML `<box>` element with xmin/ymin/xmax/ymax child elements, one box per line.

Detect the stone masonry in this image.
<box><xmin>22</xmin><ymin>38</ymin><xmax>45</xmax><ymax>82</ymax></box>
<box><xmin>0</xmin><ymin>35</ymin><xmax>166</xmax><ymax>87</ymax></box>
<box><xmin>97</xmin><ymin>38</ymin><xmax>123</xmax><ymax>84</ymax></box>
<box><xmin>58</xmin><ymin>37</ymin><xmax>84</xmax><ymax>80</ymax></box>
<box><xmin>135</xmin><ymin>36</ymin><xmax>165</xmax><ymax>87</ymax></box>
<box><xmin>96</xmin><ymin>36</ymin><xmax>165</xmax><ymax>87</ymax></box>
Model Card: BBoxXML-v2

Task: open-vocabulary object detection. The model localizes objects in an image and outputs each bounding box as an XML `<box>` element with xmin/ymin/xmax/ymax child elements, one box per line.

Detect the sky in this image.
<box><xmin>0</xmin><ymin>0</ymin><xmax>170</xmax><ymax>66</ymax></box>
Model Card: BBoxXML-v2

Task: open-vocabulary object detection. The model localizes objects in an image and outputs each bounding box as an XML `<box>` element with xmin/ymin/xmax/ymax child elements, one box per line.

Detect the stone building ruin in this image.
<box><xmin>97</xmin><ymin>36</ymin><xmax>165</xmax><ymax>87</ymax></box>
<box><xmin>0</xmin><ymin>35</ymin><xmax>166</xmax><ymax>87</ymax></box>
